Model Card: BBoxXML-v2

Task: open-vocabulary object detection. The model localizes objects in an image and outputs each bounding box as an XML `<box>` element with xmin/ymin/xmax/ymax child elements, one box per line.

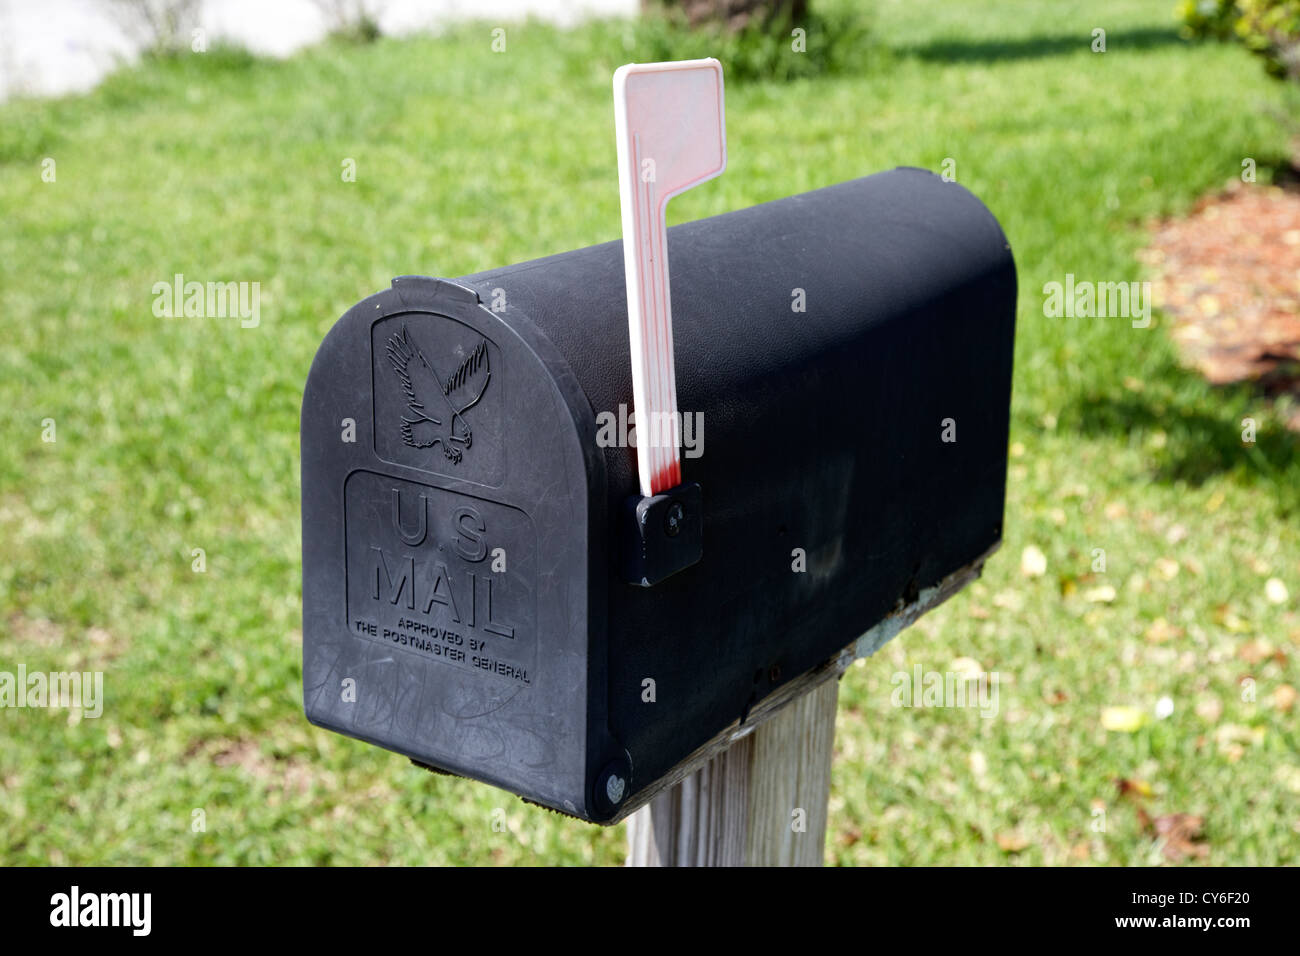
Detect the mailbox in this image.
<box><xmin>301</xmin><ymin>167</ymin><xmax>1017</xmax><ymax>822</ymax></box>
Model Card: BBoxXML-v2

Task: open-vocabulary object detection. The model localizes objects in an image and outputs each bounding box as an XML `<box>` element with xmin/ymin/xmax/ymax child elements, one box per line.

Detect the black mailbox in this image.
<box><xmin>301</xmin><ymin>167</ymin><xmax>1017</xmax><ymax>822</ymax></box>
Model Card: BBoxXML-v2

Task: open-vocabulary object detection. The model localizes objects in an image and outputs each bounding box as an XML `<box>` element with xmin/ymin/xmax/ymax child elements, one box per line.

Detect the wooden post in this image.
<box><xmin>626</xmin><ymin>677</ymin><xmax>840</xmax><ymax>866</ymax></box>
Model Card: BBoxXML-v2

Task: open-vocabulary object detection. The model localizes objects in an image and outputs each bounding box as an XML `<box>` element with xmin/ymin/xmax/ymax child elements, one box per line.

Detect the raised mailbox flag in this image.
<box><xmin>613</xmin><ymin>59</ymin><xmax>726</xmax><ymax>497</ymax></box>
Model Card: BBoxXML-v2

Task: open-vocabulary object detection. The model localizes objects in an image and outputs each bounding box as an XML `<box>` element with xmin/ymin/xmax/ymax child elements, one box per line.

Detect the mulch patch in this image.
<box><xmin>1140</xmin><ymin>177</ymin><xmax>1300</xmax><ymax>429</ymax></box>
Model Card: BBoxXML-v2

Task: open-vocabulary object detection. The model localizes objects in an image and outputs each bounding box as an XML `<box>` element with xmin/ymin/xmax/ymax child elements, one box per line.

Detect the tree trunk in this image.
<box><xmin>643</xmin><ymin>0</ymin><xmax>810</xmax><ymax>33</ymax></box>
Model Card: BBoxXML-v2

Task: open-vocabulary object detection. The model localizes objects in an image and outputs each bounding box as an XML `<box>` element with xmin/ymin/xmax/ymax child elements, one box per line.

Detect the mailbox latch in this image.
<box><xmin>623</xmin><ymin>482</ymin><xmax>703</xmax><ymax>587</ymax></box>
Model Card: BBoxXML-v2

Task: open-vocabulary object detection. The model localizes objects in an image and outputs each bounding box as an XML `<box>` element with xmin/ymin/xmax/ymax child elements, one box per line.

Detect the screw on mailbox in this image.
<box><xmin>664</xmin><ymin>502</ymin><xmax>683</xmax><ymax>537</ymax></box>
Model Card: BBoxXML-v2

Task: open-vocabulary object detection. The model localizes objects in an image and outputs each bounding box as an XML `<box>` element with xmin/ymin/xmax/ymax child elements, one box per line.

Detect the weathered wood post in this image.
<box><xmin>299</xmin><ymin>60</ymin><xmax>1016</xmax><ymax>862</ymax></box>
<box><xmin>626</xmin><ymin>677</ymin><xmax>839</xmax><ymax>867</ymax></box>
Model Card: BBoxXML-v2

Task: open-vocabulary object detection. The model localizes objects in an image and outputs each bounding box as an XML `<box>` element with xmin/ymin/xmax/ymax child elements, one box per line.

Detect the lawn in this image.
<box><xmin>1</xmin><ymin>0</ymin><xmax>1297</xmax><ymax>865</ymax></box>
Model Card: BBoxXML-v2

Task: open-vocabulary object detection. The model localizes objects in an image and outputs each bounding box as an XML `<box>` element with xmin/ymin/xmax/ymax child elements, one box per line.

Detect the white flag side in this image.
<box><xmin>613</xmin><ymin>58</ymin><xmax>726</xmax><ymax>497</ymax></box>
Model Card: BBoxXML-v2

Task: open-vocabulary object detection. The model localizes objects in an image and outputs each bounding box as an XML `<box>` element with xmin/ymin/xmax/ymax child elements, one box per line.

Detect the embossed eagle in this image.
<box><xmin>385</xmin><ymin>325</ymin><xmax>490</xmax><ymax>463</ymax></box>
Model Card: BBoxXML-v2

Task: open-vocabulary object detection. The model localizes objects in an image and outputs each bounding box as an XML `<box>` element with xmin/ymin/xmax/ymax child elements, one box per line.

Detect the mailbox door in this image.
<box><xmin>301</xmin><ymin>276</ymin><xmax>618</xmax><ymax>820</ymax></box>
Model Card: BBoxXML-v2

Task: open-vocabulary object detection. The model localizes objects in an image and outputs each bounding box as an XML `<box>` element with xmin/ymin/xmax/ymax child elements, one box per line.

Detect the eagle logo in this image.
<box><xmin>385</xmin><ymin>324</ymin><xmax>491</xmax><ymax>464</ymax></box>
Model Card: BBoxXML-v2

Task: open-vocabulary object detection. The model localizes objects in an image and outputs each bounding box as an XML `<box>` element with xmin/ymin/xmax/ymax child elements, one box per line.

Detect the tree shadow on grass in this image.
<box><xmin>901</xmin><ymin>27</ymin><xmax>1187</xmax><ymax>64</ymax></box>
<box><xmin>1067</xmin><ymin>361</ymin><xmax>1300</xmax><ymax>512</ymax></box>
<box><xmin>1256</xmin><ymin>154</ymin><xmax>1300</xmax><ymax>189</ymax></box>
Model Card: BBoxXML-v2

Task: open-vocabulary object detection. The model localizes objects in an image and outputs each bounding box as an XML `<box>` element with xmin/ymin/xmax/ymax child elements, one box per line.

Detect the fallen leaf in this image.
<box><xmin>1154</xmin><ymin>558</ymin><xmax>1180</xmax><ymax>580</ymax></box>
<box><xmin>1274</xmin><ymin>765</ymin><xmax>1300</xmax><ymax>795</ymax></box>
<box><xmin>1215</xmin><ymin>605</ymin><xmax>1251</xmax><ymax>633</ymax></box>
<box><xmin>996</xmin><ymin>832</ymin><xmax>1029</xmax><ymax>853</ymax></box>
<box><xmin>1265</xmin><ymin>578</ymin><xmax>1290</xmax><ymax>605</ymax></box>
<box><xmin>1021</xmin><ymin>545</ymin><xmax>1047</xmax><ymax>578</ymax></box>
<box><xmin>1145</xmin><ymin>617</ymin><xmax>1183</xmax><ymax>643</ymax></box>
<box><xmin>1239</xmin><ymin>638</ymin><xmax>1274</xmax><ymax>664</ymax></box>
<box><xmin>1154</xmin><ymin>813</ymin><xmax>1209</xmax><ymax>862</ymax></box>
<box><xmin>1102</xmin><ymin>706</ymin><xmax>1147</xmax><ymax>733</ymax></box>
<box><xmin>993</xmin><ymin>589</ymin><xmax>1024</xmax><ymax>611</ymax></box>
<box><xmin>1116</xmin><ymin>778</ymin><xmax>1153</xmax><ymax>799</ymax></box>
<box><xmin>1272</xmin><ymin>685</ymin><xmax>1297</xmax><ymax>713</ymax></box>
<box><xmin>1214</xmin><ymin>724</ymin><xmax>1265</xmax><ymax>760</ymax></box>
<box><xmin>1084</xmin><ymin>585</ymin><xmax>1117</xmax><ymax>604</ymax></box>
<box><xmin>1195</xmin><ymin>697</ymin><xmax>1224</xmax><ymax>723</ymax></box>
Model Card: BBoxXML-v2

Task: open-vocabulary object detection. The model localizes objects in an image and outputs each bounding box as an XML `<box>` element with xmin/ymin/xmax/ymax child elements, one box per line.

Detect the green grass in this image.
<box><xmin>1</xmin><ymin>0</ymin><xmax>1298</xmax><ymax>865</ymax></box>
